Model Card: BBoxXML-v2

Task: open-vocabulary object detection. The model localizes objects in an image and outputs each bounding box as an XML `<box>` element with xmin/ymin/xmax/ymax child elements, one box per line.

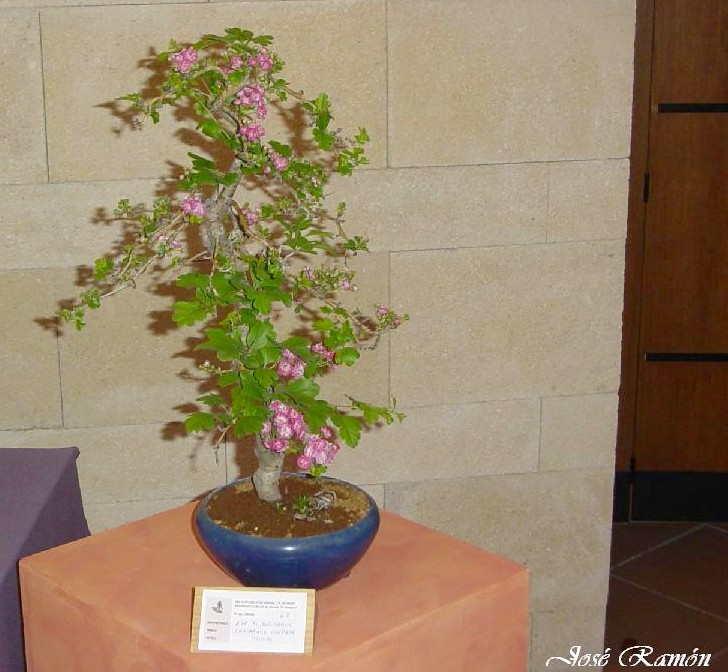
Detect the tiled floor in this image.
<box><xmin>605</xmin><ymin>522</ymin><xmax>728</xmax><ymax>670</ymax></box>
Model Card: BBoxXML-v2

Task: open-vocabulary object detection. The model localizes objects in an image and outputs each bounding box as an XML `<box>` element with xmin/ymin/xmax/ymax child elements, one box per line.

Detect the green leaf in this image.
<box><xmin>196</xmin><ymin>328</ymin><xmax>242</xmax><ymax>361</ymax></box>
<box><xmin>253</xmin><ymin>368</ymin><xmax>278</xmax><ymax>388</ymax></box>
<box><xmin>334</xmin><ymin>347</ymin><xmax>360</xmax><ymax>367</ymax></box>
<box><xmin>302</xmin><ymin>400</ymin><xmax>335</xmax><ymax>433</ymax></box>
<box><xmin>185</xmin><ymin>412</ymin><xmax>216</xmax><ymax>433</ymax></box>
<box><xmin>187</xmin><ymin>152</ymin><xmax>216</xmax><ymax>169</ymax></box>
<box><xmin>331</xmin><ymin>413</ymin><xmax>361</xmax><ymax>447</ymax></box>
<box><xmin>246</xmin><ymin>320</ymin><xmax>275</xmax><ymax>350</ymax></box>
<box><xmin>258</xmin><ymin>346</ymin><xmax>281</xmax><ymax>367</ymax></box>
<box><xmin>218</xmin><ymin>371</ymin><xmax>240</xmax><ymax>387</ymax></box>
<box><xmin>268</xmin><ymin>141</ymin><xmax>293</xmax><ymax>158</ymax></box>
<box><xmin>176</xmin><ymin>273</ymin><xmax>209</xmax><ymax>289</ymax></box>
<box><xmin>251</xmin><ymin>292</ymin><xmax>272</xmax><ymax>313</ymax></box>
<box><xmin>252</xmin><ymin>34</ymin><xmax>274</xmax><ymax>46</ymax></box>
<box><xmin>186</xmin><ymin>168</ymin><xmax>222</xmax><ymax>186</ymax></box>
<box><xmin>81</xmin><ymin>289</ymin><xmax>101</xmax><ymax>310</ymax></box>
<box><xmin>221</xmin><ymin>172</ymin><xmax>240</xmax><ymax>186</ymax></box>
<box><xmin>313</xmin><ymin>318</ymin><xmax>336</xmax><ymax>333</ymax></box>
<box><xmin>234</xmin><ymin>415</ymin><xmax>265</xmax><ymax>437</ymax></box>
<box><xmin>224</xmin><ymin>28</ymin><xmax>254</xmax><ymax>41</ymax></box>
<box><xmin>172</xmin><ymin>300</ymin><xmax>210</xmax><ymax>326</ymax></box>
<box><xmin>283</xmin><ymin>378</ymin><xmax>320</xmax><ymax>404</ymax></box>
<box><xmin>198</xmin><ymin>118</ymin><xmax>225</xmax><ymax>140</ymax></box>
<box><xmin>312</xmin><ymin>128</ymin><xmax>335</xmax><ymax>150</ymax></box>
<box><xmin>93</xmin><ymin>258</ymin><xmax>114</xmax><ymax>281</ymax></box>
<box><xmin>197</xmin><ymin>393</ymin><xmax>226</xmax><ymax>409</ymax></box>
<box><xmin>281</xmin><ymin>336</ymin><xmax>310</xmax><ymax>351</ymax></box>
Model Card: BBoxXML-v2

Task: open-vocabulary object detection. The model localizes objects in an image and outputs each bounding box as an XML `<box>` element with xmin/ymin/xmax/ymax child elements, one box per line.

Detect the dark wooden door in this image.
<box><xmin>630</xmin><ymin>0</ymin><xmax>728</xmax><ymax>519</ymax></box>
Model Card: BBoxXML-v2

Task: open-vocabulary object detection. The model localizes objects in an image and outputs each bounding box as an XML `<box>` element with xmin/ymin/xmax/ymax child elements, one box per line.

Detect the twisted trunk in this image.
<box><xmin>252</xmin><ymin>435</ymin><xmax>284</xmax><ymax>502</ymax></box>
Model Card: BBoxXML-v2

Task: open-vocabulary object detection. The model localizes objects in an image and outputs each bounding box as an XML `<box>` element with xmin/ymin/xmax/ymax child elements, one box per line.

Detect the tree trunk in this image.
<box><xmin>252</xmin><ymin>435</ymin><xmax>284</xmax><ymax>502</ymax></box>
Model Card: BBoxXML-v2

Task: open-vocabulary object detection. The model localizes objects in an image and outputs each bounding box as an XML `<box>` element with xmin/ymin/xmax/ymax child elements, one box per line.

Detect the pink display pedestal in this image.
<box><xmin>20</xmin><ymin>504</ymin><xmax>528</xmax><ymax>672</ymax></box>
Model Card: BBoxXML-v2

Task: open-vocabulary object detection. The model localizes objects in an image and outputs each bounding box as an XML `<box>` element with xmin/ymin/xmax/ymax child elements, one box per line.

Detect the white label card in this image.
<box><xmin>191</xmin><ymin>586</ymin><xmax>315</xmax><ymax>654</ymax></box>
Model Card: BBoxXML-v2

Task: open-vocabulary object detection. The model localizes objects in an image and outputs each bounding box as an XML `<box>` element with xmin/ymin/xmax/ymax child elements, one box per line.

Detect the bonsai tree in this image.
<box><xmin>60</xmin><ymin>28</ymin><xmax>406</xmax><ymax>506</ymax></box>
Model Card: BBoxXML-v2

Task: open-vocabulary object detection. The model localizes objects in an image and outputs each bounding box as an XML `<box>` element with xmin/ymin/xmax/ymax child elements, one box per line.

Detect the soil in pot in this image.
<box><xmin>205</xmin><ymin>476</ymin><xmax>371</xmax><ymax>539</ymax></box>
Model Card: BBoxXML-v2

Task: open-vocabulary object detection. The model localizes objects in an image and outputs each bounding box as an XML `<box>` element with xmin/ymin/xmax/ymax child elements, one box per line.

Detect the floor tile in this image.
<box><xmin>605</xmin><ymin>577</ymin><xmax>728</xmax><ymax>661</ymax></box>
<box><xmin>610</xmin><ymin>521</ymin><xmax>699</xmax><ymax>567</ymax></box>
<box><xmin>612</xmin><ymin>526</ymin><xmax>728</xmax><ymax>620</ymax></box>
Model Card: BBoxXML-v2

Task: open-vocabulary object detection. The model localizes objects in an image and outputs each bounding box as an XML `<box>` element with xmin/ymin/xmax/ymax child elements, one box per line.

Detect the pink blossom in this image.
<box><xmin>181</xmin><ymin>196</ymin><xmax>205</xmax><ymax>217</ymax></box>
<box><xmin>276</xmin><ymin>422</ymin><xmax>294</xmax><ymax>439</ymax></box>
<box><xmin>320</xmin><ymin>426</ymin><xmax>334</xmax><ymax>440</ymax></box>
<box><xmin>291</xmin><ymin>416</ymin><xmax>306</xmax><ymax>437</ymax></box>
<box><xmin>248</xmin><ymin>51</ymin><xmax>274</xmax><ymax>72</ymax></box>
<box><xmin>296</xmin><ymin>454</ymin><xmax>313</xmax><ymax>471</ymax></box>
<box><xmin>310</xmin><ymin>342</ymin><xmax>337</xmax><ymax>371</ymax></box>
<box><xmin>239</xmin><ymin>124</ymin><xmax>265</xmax><ymax>142</ymax></box>
<box><xmin>241</xmin><ymin>207</ymin><xmax>259</xmax><ymax>226</ymax></box>
<box><xmin>235</xmin><ymin>86</ymin><xmax>263</xmax><ymax>105</ymax></box>
<box><xmin>277</xmin><ymin>349</ymin><xmax>305</xmax><ymax>380</ymax></box>
<box><xmin>276</xmin><ymin>359</ymin><xmax>292</xmax><ymax>377</ymax></box>
<box><xmin>340</xmin><ymin>278</ymin><xmax>356</xmax><ymax>291</ymax></box>
<box><xmin>303</xmin><ymin>435</ymin><xmax>340</xmax><ymax>466</ymax></box>
<box><xmin>270</xmin><ymin>151</ymin><xmax>288</xmax><ymax>171</ymax></box>
<box><xmin>235</xmin><ymin>85</ymin><xmax>267</xmax><ymax>119</ymax></box>
<box><xmin>221</xmin><ymin>55</ymin><xmax>243</xmax><ymax>74</ymax></box>
<box><xmin>170</xmin><ymin>48</ymin><xmax>198</xmax><ymax>74</ymax></box>
<box><xmin>376</xmin><ymin>305</ymin><xmax>389</xmax><ymax>316</ymax></box>
<box><xmin>263</xmin><ymin>437</ymin><xmax>289</xmax><ymax>453</ymax></box>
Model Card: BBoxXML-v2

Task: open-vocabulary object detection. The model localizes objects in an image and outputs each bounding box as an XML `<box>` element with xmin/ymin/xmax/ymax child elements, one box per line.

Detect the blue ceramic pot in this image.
<box><xmin>194</xmin><ymin>474</ymin><xmax>380</xmax><ymax>589</ymax></box>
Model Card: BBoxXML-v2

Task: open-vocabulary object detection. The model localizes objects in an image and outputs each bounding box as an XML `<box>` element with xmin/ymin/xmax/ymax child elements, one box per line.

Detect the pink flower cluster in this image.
<box><xmin>310</xmin><ymin>342</ymin><xmax>336</xmax><ymax>369</ymax></box>
<box><xmin>277</xmin><ymin>349</ymin><xmax>305</xmax><ymax>379</ymax></box>
<box><xmin>262</xmin><ymin>400</ymin><xmax>307</xmax><ymax>452</ymax></box>
<box><xmin>376</xmin><ymin>304</ymin><xmax>404</xmax><ymax>329</ymax></box>
<box><xmin>298</xmin><ymin>429</ymin><xmax>340</xmax><ymax>470</ymax></box>
<box><xmin>239</xmin><ymin>124</ymin><xmax>265</xmax><ymax>142</ymax></box>
<box><xmin>261</xmin><ymin>401</ymin><xmax>341</xmax><ymax>470</ymax></box>
<box><xmin>181</xmin><ymin>196</ymin><xmax>205</xmax><ymax>217</ymax></box>
<box><xmin>220</xmin><ymin>55</ymin><xmax>243</xmax><ymax>75</ymax></box>
<box><xmin>247</xmin><ymin>51</ymin><xmax>274</xmax><ymax>72</ymax></box>
<box><xmin>240</xmin><ymin>206</ymin><xmax>259</xmax><ymax>227</ymax></box>
<box><xmin>170</xmin><ymin>48</ymin><xmax>198</xmax><ymax>74</ymax></box>
<box><xmin>235</xmin><ymin>85</ymin><xmax>267</xmax><ymax>120</ymax></box>
<box><xmin>270</xmin><ymin>151</ymin><xmax>288</xmax><ymax>171</ymax></box>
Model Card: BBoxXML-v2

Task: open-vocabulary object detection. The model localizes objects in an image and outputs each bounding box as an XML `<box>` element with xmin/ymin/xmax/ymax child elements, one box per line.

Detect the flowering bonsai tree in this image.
<box><xmin>59</xmin><ymin>28</ymin><xmax>406</xmax><ymax>506</ymax></box>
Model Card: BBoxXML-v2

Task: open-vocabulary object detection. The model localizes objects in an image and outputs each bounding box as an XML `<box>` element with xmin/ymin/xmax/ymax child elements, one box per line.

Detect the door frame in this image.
<box><xmin>614</xmin><ymin>0</ymin><xmax>654</xmax><ymax>519</ymax></box>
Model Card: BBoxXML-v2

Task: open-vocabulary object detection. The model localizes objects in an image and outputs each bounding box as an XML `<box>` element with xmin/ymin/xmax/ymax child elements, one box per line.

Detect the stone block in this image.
<box><xmin>390</xmin><ymin>241</ymin><xmax>625</xmax><ymax>406</ymax></box>
<box><xmin>0</xmin><ymin>270</ymin><xmax>64</xmax><ymax>430</ymax></box>
<box><xmin>329</xmin><ymin>399</ymin><xmax>540</xmax><ymax>484</ymax></box>
<box><xmin>0</xmin><ymin>10</ymin><xmax>46</xmax><ymax>184</ymax></box>
<box><xmin>547</xmin><ymin>160</ymin><xmax>630</xmax><ymax>242</ymax></box>
<box><xmin>333</xmin><ymin>163</ymin><xmax>548</xmax><ymax>252</ymax></box>
<box><xmin>388</xmin><ymin>0</ymin><xmax>635</xmax><ymax>166</ymax></box>
<box><xmin>385</xmin><ymin>468</ymin><xmax>614</xmax><ymax>612</ymax></box>
<box><xmin>540</xmin><ymin>393</ymin><xmax>618</xmax><ymax>470</ymax></box>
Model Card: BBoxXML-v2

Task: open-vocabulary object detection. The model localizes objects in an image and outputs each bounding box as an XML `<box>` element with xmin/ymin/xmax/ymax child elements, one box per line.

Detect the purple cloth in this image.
<box><xmin>0</xmin><ymin>447</ymin><xmax>90</xmax><ymax>672</ymax></box>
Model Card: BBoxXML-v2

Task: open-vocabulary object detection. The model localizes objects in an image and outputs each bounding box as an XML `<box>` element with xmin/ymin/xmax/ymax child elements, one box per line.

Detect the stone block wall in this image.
<box><xmin>0</xmin><ymin>1</ymin><xmax>635</xmax><ymax>668</ymax></box>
